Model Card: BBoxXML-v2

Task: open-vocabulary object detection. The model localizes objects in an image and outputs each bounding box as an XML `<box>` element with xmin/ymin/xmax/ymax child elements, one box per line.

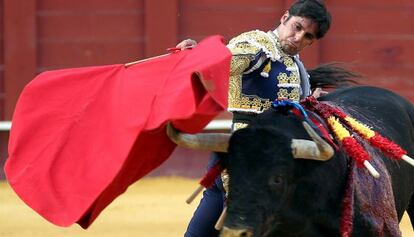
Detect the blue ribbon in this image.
<box><xmin>271</xmin><ymin>99</ymin><xmax>309</xmax><ymax>120</ymax></box>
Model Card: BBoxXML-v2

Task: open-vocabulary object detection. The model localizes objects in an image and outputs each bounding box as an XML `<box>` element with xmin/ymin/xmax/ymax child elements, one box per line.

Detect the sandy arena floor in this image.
<box><xmin>0</xmin><ymin>177</ymin><xmax>413</xmax><ymax>237</ymax></box>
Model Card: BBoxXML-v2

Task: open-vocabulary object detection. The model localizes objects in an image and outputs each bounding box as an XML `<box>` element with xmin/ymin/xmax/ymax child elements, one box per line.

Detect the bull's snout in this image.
<box><xmin>220</xmin><ymin>226</ymin><xmax>253</xmax><ymax>237</ymax></box>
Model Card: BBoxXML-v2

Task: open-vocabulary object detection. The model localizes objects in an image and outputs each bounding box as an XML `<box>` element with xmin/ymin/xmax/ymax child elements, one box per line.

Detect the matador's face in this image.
<box><xmin>277</xmin><ymin>12</ymin><xmax>318</xmax><ymax>56</ymax></box>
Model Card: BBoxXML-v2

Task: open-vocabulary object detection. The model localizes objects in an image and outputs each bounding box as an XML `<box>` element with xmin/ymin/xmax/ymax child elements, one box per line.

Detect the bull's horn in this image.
<box><xmin>291</xmin><ymin>122</ymin><xmax>334</xmax><ymax>161</ymax></box>
<box><xmin>166</xmin><ymin>123</ymin><xmax>231</xmax><ymax>152</ymax></box>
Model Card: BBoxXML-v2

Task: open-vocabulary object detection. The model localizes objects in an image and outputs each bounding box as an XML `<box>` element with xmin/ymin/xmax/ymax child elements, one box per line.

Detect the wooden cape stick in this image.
<box><xmin>124</xmin><ymin>53</ymin><xmax>170</xmax><ymax>68</ymax></box>
<box><xmin>124</xmin><ymin>45</ymin><xmax>195</xmax><ymax>68</ymax></box>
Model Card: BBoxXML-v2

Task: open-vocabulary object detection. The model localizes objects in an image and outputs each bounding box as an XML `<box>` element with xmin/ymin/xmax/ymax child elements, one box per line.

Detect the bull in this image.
<box><xmin>168</xmin><ymin>85</ymin><xmax>414</xmax><ymax>236</ymax></box>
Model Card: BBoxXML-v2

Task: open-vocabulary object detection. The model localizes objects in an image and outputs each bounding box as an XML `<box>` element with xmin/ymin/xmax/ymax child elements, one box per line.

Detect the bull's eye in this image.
<box><xmin>269</xmin><ymin>176</ymin><xmax>284</xmax><ymax>187</ymax></box>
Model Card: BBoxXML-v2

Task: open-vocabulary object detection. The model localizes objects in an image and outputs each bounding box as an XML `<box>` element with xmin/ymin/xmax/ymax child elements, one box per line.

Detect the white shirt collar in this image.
<box><xmin>272</xmin><ymin>28</ymin><xmax>279</xmax><ymax>37</ymax></box>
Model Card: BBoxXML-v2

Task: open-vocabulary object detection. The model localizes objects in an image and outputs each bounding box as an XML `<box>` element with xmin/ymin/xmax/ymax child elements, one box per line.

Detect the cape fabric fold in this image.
<box><xmin>5</xmin><ymin>35</ymin><xmax>231</xmax><ymax>228</ymax></box>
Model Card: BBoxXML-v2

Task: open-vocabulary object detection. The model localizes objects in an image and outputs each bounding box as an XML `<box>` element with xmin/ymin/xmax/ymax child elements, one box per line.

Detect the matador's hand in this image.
<box><xmin>175</xmin><ymin>39</ymin><xmax>197</xmax><ymax>50</ymax></box>
<box><xmin>312</xmin><ymin>87</ymin><xmax>328</xmax><ymax>98</ymax></box>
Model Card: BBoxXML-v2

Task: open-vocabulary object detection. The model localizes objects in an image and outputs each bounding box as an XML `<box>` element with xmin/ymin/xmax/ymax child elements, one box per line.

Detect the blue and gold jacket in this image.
<box><xmin>226</xmin><ymin>30</ymin><xmax>311</xmax><ymax>116</ymax></box>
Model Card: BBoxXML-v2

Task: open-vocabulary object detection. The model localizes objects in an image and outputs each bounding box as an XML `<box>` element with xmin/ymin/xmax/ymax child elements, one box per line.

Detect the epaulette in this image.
<box><xmin>227</xmin><ymin>30</ymin><xmax>281</xmax><ymax>61</ymax></box>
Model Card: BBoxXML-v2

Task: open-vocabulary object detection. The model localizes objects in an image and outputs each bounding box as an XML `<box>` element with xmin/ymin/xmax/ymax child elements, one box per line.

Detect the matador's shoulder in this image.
<box><xmin>227</xmin><ymin>30</ymin><xmax>280</xmax><ymax>60</ymax></box>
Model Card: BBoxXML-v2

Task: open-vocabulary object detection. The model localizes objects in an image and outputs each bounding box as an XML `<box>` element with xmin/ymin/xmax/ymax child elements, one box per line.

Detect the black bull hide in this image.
<box><xmin>222</xmin><ymin>86</ymin><xmax>414</xmax><ymax>237</ymax></box>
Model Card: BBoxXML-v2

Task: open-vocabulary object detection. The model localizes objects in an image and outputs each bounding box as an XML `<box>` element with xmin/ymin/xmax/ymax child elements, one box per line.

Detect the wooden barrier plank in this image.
<box><xmin>38</xmin><ymin>0</ymin><xmax>144</xmax><ymax>11</ymax></box>
<box><xmin>329</xmin><ymin>7</ymin><xmax>413</xmax><ymax>35</ymax></box>
<box><xmin>0</xmin><ymin>0</ymin><xmax>4</xmax><ymax>119</ymax></box>
<box><xmin>4</xmin><ymin>0</ymin><xmax>37</xmax><ymax>119</ymax></box>
<box><xmin>144</xmin><ymin>0</ymin><xmax>178</xmax><ymax>57</ymax></box>
<box><xmin>39</xmin><ymin>41</ymin><xmax>145</xmax><ymax>69</ymax></box>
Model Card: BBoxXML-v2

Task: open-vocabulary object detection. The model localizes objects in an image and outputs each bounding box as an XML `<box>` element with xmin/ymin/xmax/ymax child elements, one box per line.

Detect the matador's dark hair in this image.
<box><xmin>288</xmin><ymin>0</ymin><xmax>332</xmax><ymax>39</ymax></box>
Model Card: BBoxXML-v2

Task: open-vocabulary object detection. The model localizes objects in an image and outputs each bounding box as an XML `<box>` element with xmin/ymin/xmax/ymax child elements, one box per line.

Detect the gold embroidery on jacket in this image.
<box><xmin>274</xmin><ymin>56</ymin><xmax>300</xmax><ymax>102</ymax></box>
<box><xmin>228</xmin><ymin>30</ymin><xmax>278</xmax><ymax>60</ymax></box>
<box><xmin>227</xmin><ymin>30</ymin><xmax>301</xmax><ymax>112</ymax></box>
<box><xmin>283</xmin><ymin>56</ymin><xmax>295</xmax><ymax>68</ymax></box>
<box><xmin>277</xmin><ymin>88</ymin><xmax>300</xmax><ymax>101</ymax></box>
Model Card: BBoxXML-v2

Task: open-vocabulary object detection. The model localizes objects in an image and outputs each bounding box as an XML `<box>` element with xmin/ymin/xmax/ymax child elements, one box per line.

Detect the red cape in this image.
<box><xmin>5</xmin><ymin>36</ymin><xmax>231</xmax><ymax>228</ymax></box>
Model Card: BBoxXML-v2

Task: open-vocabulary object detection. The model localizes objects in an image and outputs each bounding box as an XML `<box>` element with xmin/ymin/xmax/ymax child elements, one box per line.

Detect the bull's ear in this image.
<box><xmin>291</xmin><ymin>122</ymin><xmax>334</xmax><ymax>161</ymax></box>
<box><xmin>166</xmin><ymin>123</ymin><xmax>231</xmax><ymax>152</ymax></box>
